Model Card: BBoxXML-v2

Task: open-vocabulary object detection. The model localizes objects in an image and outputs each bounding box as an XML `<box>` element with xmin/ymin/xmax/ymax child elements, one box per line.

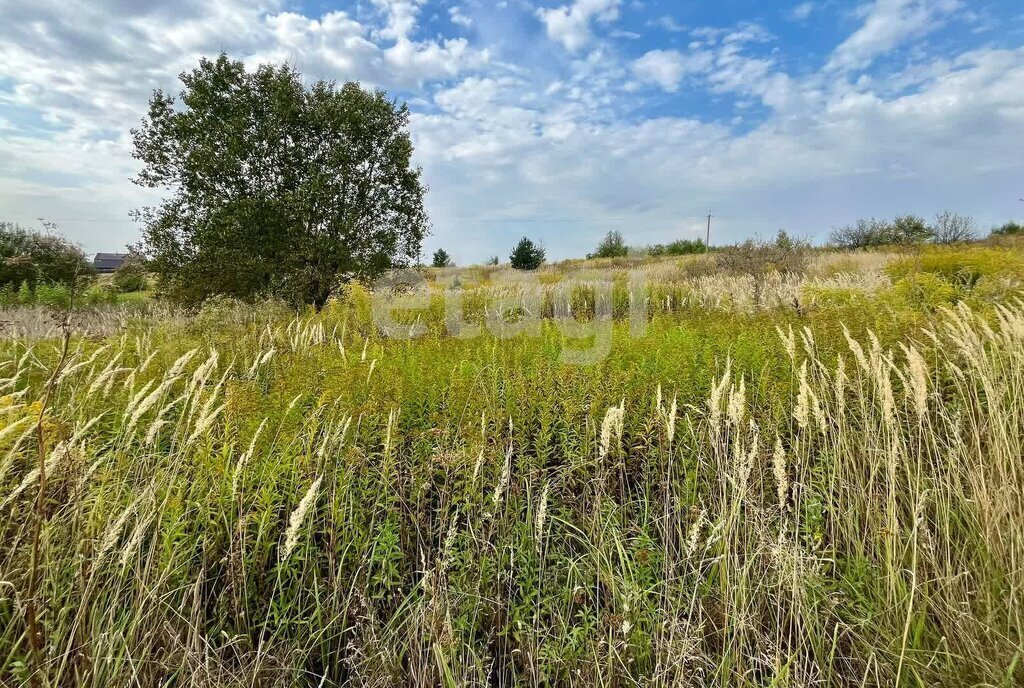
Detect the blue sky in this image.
<box><xmin>1</xmin><ymin>0</ymin><xmax>1023</xmax><ymax>262</ymax></box>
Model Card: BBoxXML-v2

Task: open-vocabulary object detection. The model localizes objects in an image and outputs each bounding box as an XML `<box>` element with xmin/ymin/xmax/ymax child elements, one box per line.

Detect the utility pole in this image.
<box><xmin>706</xmin><ymin>211</ymin><xmax>713</xmax><ymax>248</ymax></box>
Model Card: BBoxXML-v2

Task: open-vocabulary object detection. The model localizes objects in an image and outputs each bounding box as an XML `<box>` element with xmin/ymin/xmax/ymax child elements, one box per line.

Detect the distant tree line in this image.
<box><xmin>992</xmin><ymin>221</ymin><xmax>1024</xmax><ymax>237</ymax></box>
<box><xmin>426</xmin><ymin>238</ymin><xmax>547</xmax><ymax>270</ymax></box>
<box><xmin>827</xmin><ymin>211</ymin><xmax>1005</xmax><ymax>248</ymax></box>
<box><xmin>648</xmin><ymin>238</ymin><xmax>707</xmax><ymax>256</ymax></box>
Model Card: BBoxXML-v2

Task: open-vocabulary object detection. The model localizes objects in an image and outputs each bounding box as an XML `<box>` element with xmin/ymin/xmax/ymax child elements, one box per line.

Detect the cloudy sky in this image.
<box><xmin>1</xmin><ymin>0</ymin><xmax>1023</xmax><ymax>262</ymax></box>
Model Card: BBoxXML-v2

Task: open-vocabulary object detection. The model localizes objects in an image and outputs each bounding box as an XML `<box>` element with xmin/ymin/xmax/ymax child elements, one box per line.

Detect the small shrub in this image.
<box><xmin>17</xmin><ymin>280</ymin><xmax>32</xmax><ymax>305</ymax></box>
<box><xmin>679</xmin><ymin>256</ymin><xmax>717</xmax><ymax>280</ymax></box>
<box><xmin>34</xmin><ymin>282</ymin><xmax>73</xmax><ymax>309</ymax></box>
<box><xmin>509</xmin><ymin>237</ymin><xmax>545</xmax><ymax>271</ymax></box>
<box><xmin>486</xmin><ymin>256</ymin><xmax>500</xmax><ymax>266</ymax></box>
<box><xmin>112</xmin><ymin>258</ymin><xmax>149</xmax><ymax>293</ymax></box>
<box><xmin>716</xmin><ymin>231</ymin><xmax>812</xmax><ymax>278</ymax></box>
<box><xmin>83</xmin><ymin>284</ymin><xmax>117</xmax><ymax>305</ymax></box>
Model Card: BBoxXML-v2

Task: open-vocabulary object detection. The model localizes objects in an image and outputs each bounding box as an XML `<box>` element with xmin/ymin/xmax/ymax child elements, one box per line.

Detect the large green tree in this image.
<box><xmin>132</xmin><ymin>54</ymin><xmax>429</xmax><ymax>307</ymax></box>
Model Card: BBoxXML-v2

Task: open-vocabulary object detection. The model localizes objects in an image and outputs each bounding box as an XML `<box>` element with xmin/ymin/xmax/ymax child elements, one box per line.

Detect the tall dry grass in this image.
<box><xmin>0</xmin><ymin>258</ymin><xmax>1022</xmax><ymax>685</ymax></box>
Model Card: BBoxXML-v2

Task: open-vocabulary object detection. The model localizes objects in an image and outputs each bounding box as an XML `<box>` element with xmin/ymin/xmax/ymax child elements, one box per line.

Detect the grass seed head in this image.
<box><xmin>283</xmin><ymin>475</ymin><xmax>323</xmax><ymax>560</ymax></box>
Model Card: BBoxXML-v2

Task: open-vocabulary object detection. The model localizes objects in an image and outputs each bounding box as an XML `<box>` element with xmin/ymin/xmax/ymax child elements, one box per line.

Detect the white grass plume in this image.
<box><xmin>708</xmin><ymin>358</ymin><xmax>732</xmax><ymax>430</ymax></box>
<box><xmin>794</xmin><ymin>361</ymin><xmax>811</xmax><ymax>430</ymax></box>
<box><xmin>535</xmin><ymin>482</ymin><xmax>550</xmax><ymax>548</ymax></box>
<box><xmin>599</xmin><ymin>400</ymin><xmax>625</xmax><ymax>459</ymax></box>
<box><xmin>283</xmin><ymin>476</ymin><xmax>323</xmax><ymax>560</ymax></box>
<box><xmin>666</xmin><ymin>395</ymin><xmax>678</xmax><ymax>445</ymax></box>
<box><xmin>903</xmin><ymin>344</ymin><xmax>929</xmax><ymax>420</ymax></box>
<box><xmin>727</xmin><ymin>377</ymin><xmax>746</xmax><ymax>427</ymax></box>
<box><xmin>772</xmin><ymin>436</ymin><xmax>789</xmax><ymax>512</ymax></box>
<box><xmin>187</xmin><ymin>403</ymin><xmax>225</xmax><ymax>444</ymax></box>
<box><xmin>3</xmin><ymin>441</ymin><xmax>77</xmax><ymax>509</ymax></box>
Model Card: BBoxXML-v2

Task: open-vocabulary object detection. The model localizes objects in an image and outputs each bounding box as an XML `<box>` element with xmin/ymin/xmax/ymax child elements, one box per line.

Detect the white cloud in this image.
<box><xmin>371</xmin><ymin>0</ymin><xmax>426</xmax><ymax>41</ymax></box>
<box><xmin>788</xmin><ymin>3</ymin><xmax>815</xmax><ymax>22</ymax></box>
<box><xmin>630</xmin><ymin>27</ymin><xmax>779</xmax><ymax>100</ymax></box>
<box><xmin>828</xmin><ymin>0</ymin><xmax>962</xmax><ymax>72</ymax></box>
<box><xmin>0</xmin><ymin>0</ymin><xmax>490</xmax><ymax>249</ymax></box>
<box><xmin>650</xmin><ymin>16</ymin><xmax>686</xmax><ymax>33</ymax></box>
<box><xmin>536</xmin><ymin>0</ymin><xmax>622</xmax><ymax>52</ymax></box>
<box><xmin>632</xmin><ymin>49</ymin><xmax>711</xmax><ymax>92</ymax></box>
<box><xmin>449</xmin><ymin>6</ymin><xmax>473</xmax><ymax>29</ymax></box>
<box><xmin>0</xmin><ymin>0</ymin><xmax>1023</xmax><ymax>260</ymax></box>
<box><xmin>413</xmin><ymin>44</ymin><xmax>1024</xmax><ymax>256</ymax></box>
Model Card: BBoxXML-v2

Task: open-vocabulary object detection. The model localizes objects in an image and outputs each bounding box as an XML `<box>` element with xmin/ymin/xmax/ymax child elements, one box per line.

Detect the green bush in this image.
<box><xmin>830</xmin><ymin>218</ymin><xmax>894</xmax><ymax>249</ymax></box>
<box><xmin>890</xmin><ymin>215</ymin><xmax>934</xmax><ymax>244</ymax></box>
<box><xmin>83</xmin><ymin>284</ymin><xmax>118</xmax><ymax>305</ymax></box>
<box><xmin>649</xmin><ymin>239</ymin><xmax>707</xmax><ymax>256</ymax></box>
<box><xmin>112</xmin><ymin>258</ymin><xmax>149</xmax><ymax>293</ymax></box>
<box><xmin>34</xmin><ymin>282</ymin><xmax>73</xmax><ymax>309</ymax></box>
<box><xmin>18</xmin><ymin>281</ymin><xmax>32</xmax><ymax>305</ymax></box>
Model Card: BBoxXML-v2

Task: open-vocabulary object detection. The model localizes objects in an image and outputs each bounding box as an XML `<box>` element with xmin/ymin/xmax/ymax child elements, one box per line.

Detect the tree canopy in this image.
<box><xmin>0</xmin><ymin>221</ymin><xmax>93</xmax><ymax>289</ymax></box>
<box><xmin>132</xmin><ymin>54</ymin><xmax>429</xmax><ymax>307</ymax></box>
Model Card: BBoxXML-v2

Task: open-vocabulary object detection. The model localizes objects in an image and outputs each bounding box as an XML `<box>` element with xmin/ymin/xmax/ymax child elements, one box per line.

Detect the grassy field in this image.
<box><xmin>1</xmin><ymin>244</ymin><xmax>1023</xmax><ymax>686</ymax></box>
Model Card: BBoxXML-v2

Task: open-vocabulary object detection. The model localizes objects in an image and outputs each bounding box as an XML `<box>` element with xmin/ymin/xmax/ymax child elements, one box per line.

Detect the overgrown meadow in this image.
<box><xmin>1</xmin><ymin>244</ymin><xmax>1023</xmax><ymax>686</ymax></box>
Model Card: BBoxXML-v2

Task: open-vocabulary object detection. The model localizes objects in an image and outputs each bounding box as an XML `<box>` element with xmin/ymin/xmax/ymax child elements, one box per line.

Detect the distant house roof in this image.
<box><xmin>93</xmin><ymin>252</ymin><xmax>129</xmax><ymax>272</ymax></box>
